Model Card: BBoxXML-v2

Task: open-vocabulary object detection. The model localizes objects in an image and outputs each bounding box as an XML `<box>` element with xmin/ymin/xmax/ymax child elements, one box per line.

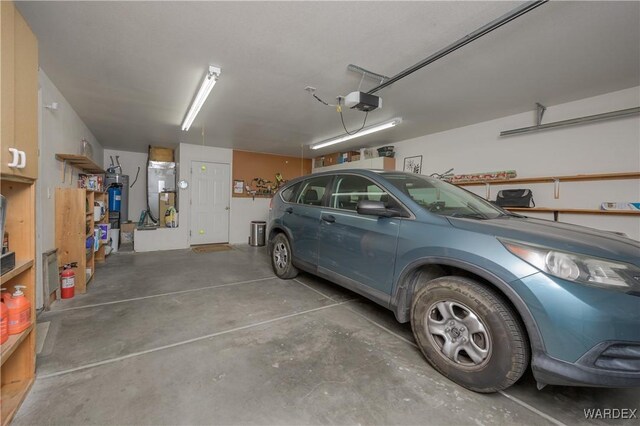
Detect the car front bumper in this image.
<box><xmin>512</xmin><ymin>272</ymin><xmax>640</xmax><ymax>387</ymax></box>
<box><xmin>532</xmin><ymin>341</ymin><xmax>640</xmax><ymax>387</ymax></box>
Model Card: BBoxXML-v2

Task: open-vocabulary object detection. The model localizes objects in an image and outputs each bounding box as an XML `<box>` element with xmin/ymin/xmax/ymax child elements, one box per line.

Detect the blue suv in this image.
<box><xmin>267</xmin><ymin>170</ymin><xmax>640</xmax><ymax>392</ymax></box>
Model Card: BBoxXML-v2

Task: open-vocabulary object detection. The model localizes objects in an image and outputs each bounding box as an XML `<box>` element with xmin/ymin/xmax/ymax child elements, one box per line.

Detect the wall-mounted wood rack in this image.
<box><xmin>55</xmin><ymin>154</ymin><xmax>105</xmax><ymax>186</ymax></box>
<box><xmin>455</xmin><ymin>171</ymin><xmax>640</xmax><ymax>222</ymax></box>
<box><xmin>454</xmin><ymin>171</ymin><xmax>639</xmax><ymax>186</ymax></box>
<box><xmin>55</xmin><ymin>154</ymin><xmax>105</xmax><ymax>174</ymax></box>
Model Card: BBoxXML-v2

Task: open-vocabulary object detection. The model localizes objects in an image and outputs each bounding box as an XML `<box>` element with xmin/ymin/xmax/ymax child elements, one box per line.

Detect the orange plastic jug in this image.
<box><xmin>0</xmin><ymin>299</ymin><xmax>8</xmax><ymax>344</ymax></box>
<box><xmin>6</xmin><ymin>286</ymin><xmax>31</xmax><ymax>335</ymax></box>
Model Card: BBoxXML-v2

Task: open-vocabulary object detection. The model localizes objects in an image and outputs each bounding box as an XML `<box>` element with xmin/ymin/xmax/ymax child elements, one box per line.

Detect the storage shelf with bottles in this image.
<box><xmin>312</xmin><ymin>156</ymin><xmax>395</xmax><ymax>173</ymax></box>
<box><xmin>94</xmin><ymin>192</ymin><xmax>109</xmax><ymax>263</ymax></box>
<box><xmin>55</xmin><ymin>187</ymin><xmax>106</xmax><ymax>294</ymax></box>
<box><xmin>1</xmin><ymin>177</ymin><xmax>37</xmax><ymax>426</ymax></box>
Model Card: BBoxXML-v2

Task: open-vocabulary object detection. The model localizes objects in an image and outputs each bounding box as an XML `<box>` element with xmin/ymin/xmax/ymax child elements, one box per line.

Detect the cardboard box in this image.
<box><xmin>159</xmin><ymin>192</ymin><xmax>176</xmax><ymax>227</ymax></box>
<box><xmin>325</xmin><ymin>153</ymin><xmax>341</xmax><ymax>165</ymax></box>
<box><xmin>120</xmin><ymin>222</ymin><xmax>135</xmax><ymax>233</ymax></box>
<box><xmin>150</xmin><ymin>146</ymin><xmax>174</xmax><ymax>162</ymax></box>
<box><xmin>342</xmin><ymin>151</ymin><xmax>360</xmax><ymax>162</ymax></box>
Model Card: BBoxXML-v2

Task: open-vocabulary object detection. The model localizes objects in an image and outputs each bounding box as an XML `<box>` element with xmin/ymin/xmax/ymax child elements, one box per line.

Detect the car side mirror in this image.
<box><xmin>356</xmin><ymin>200</ymin><xmax>408</xmax><ymax>218</ymax></box>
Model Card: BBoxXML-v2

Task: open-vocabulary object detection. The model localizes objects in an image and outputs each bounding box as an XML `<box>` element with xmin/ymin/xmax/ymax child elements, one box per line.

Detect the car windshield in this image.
<box><xmin>382</xmin><ymin>173</ymin><xmax>506</xmax><ymax>219</ymax></box>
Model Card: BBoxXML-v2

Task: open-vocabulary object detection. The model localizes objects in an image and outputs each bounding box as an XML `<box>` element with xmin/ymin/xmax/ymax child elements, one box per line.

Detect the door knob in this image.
<box><xmin>285</xmin><ymin>207</ymin><xmax>293</xmax><ymax>214</ymax></box>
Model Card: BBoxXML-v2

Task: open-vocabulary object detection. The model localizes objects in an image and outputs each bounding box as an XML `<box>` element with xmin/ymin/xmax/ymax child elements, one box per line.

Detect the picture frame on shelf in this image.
<box><xmin>233</xmin><ymin>180</ymin><xmax>245</xmax><ymax>194</ymax></box>
<box><xmin>403</xmin><ymin>155</ymin><xmax>423</xmax><ymax>174</ymax></box>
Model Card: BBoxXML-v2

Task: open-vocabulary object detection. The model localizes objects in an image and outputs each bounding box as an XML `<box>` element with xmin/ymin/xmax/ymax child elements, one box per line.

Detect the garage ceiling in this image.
<box><xmin>17</xmin><ymin>1</ymin><xmax>640</xmax><ymax>156</ymax></box>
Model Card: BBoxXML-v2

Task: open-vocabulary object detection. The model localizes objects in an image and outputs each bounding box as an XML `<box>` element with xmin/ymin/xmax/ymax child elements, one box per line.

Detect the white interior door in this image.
<box><xmin>190</xmin><ymin>161</ymin><xmax>230</xmax><ymax>245</ymax></box>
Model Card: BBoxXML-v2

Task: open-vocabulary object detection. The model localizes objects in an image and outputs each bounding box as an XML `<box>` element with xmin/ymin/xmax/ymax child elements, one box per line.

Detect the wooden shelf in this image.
<box><xmin>0</xmin><ymin>325</ymin><xmax>34</xmax><ymax>366</ymax></box>
<box><xmin>1</xmin><ymin>377</ymin><xmax>35</xmax><ymax>426</ymax></box>
<box><xmin>455</xmin><ymin>171</ymin><xmax>640</xmax><ymax>186</ymax></box>
<box><xmin>0</xmin><ymin>259</ymin><xmax>34</xmax><ymax>285</ymax></box>
<box><xmin>1</xmin><ymin>3</ymin><xmax>38</xmax><ymax>422</ymax></box>
<box><xmin>506</xmin><ymin>207</ymin><xmax>640</xmax><ymax>216</ymax></box>
<box><xmin>55</xmin><ymin>154</ymin><xmax>105</xmax><ymax>174</ymax></box>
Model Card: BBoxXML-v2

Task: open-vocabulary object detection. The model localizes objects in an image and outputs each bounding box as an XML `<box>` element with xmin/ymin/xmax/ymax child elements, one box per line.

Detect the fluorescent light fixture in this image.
<box><xmin>310</xmin><ymin>117</ymin><xmax>402</xmax><ymax>150</ymax></box>
<box><xmin>181</xmin><ymin>65</ymin><xmax>221</xmax><ymax>131</ymax></box>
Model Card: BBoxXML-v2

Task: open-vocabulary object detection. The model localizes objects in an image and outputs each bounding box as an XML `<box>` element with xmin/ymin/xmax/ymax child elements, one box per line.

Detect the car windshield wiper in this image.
<box><xmin>496</xmin><ymin>211</ymin><xmax>523</xmax><ymax>218</ymax></box>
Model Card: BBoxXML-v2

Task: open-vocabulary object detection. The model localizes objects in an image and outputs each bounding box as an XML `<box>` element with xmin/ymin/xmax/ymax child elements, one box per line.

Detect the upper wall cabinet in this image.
<box><xmin>1</xmin><ymin>1</ymin><xmax>38</xmax><ymax>180</ymax></box>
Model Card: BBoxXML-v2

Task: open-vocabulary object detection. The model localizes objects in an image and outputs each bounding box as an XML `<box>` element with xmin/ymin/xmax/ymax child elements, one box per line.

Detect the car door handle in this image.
<box><xmin>285</xmin><ymin>207</ymin><xmax>293</xmax><ymax>214</ymax></box>
<box><xmin>321</xmin><ymin>214</ymin><xmax>336</xmax><ymax>223</ymax></box>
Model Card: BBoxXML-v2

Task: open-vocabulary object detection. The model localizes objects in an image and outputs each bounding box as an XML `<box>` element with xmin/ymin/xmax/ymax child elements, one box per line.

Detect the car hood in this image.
<box><xmin>447</xmin><ymin>215</ymin><xmax>640</xmax><ymax>266</ymax></box>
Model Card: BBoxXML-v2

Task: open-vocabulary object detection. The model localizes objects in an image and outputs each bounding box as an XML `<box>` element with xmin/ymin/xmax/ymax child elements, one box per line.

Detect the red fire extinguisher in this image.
<box><xmin>60</xmin><ymin>263</ymin><xmax>78</xmax><ymax>299</ymax></box>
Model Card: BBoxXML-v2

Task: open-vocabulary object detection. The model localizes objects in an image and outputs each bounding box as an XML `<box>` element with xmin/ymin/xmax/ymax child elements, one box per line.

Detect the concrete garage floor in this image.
<box><xmin>15</xmin><ymin>246</ymin><xmax>639</xmax><ymax>425</ymax></box>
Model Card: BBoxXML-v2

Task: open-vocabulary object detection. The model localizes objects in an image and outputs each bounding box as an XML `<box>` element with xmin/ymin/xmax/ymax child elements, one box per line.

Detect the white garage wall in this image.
<box><xmin>381</xmin><ymin>86</ymin><xmax>640</xmax><ymax>240</ymax></box>
<box><xmin>229</xmin><ymin>198</ymin><xmax>271</xmax><ymax>244</ymax></box>
<box><xmin>36</xmin><ymin>69</ymin><xmax>104</xmax><ymax>307</ymax></box>
<box><xmin>102</xmin><ymin>149</ymin><xmax>148</xmax><ymax>221</ymax></box>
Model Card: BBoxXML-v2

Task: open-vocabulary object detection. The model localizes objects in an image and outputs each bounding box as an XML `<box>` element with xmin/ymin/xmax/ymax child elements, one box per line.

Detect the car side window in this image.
<box><xmin>296</xmin><ymin>176</ymin><xmax>332</xmax><ymax>206</ymax></box>
<box><xmin>331</xmin><ymin>175</ymin><xmax>389</xmax><ymax>211</ymax></box>
<box><xmin>280</xmin><ymin>182</ymin><xmax>301</xmax><ymax>203</ymax></box>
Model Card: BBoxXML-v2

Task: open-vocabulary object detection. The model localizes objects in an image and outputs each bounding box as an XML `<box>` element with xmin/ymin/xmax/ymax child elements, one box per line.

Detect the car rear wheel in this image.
<box><xmin>271</xmin><ymin>233</ymin><xmax>298</xmax><ymax>279</ymax></box>
<box><xmin>411</xmin><ymin>276</ymin><xmax>529</xmax><ymax>393</ymax></box>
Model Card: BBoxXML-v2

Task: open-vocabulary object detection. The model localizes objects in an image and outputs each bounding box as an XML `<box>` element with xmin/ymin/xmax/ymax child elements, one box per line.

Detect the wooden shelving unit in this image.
<box><xmin>55</xmin><ymin>188</ymin><xmax>105</xmax><ymax>293</ymax></box>
<box><xmin>455</xmin><ymin>171</ymin><xmax>640</xmax><ymax>221</ymax></box>
<box><xmin>0</xmin><ymin>178</ymin><xmax>37</xmax><ymax>426</ymax></box>
<box><xmin>1</xmin><ymin>2</ymin><xmax>38</xmax><ymax>422</ymax></box>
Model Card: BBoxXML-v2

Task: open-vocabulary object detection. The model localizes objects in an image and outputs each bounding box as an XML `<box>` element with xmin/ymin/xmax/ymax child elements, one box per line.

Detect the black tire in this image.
<box><xmin>410</xmin><ymin>276</ymin><xmax>529</xmax><ymax>393</ymax></box>
<box><xmin>270</xmin><ymin>233</ymin><xmax>298</xmax><ymax>279</ymax></box>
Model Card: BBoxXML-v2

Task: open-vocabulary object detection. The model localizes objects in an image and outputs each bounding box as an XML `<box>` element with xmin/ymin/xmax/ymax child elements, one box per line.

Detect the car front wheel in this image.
<box><xmin>270</xmin><ymin>233</ymin><xmax>298</xmax><ymax>279</ymax></box>
<box><xmin>411</xmin><ymin>276</ymin><xmax>529</xmax><ymax>393</ymax></box>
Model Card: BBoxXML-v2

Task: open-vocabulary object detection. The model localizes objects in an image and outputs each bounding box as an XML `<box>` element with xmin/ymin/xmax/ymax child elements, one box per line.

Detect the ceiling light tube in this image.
<box><xmin>310</xmin><ymin>117</ymin><xmax>402</xmax><ymax>150</ymax></box>
<box><xmin>181</xmin><ymin>65</ymin><xmax>221</xmax><ymax>131</ymax></box>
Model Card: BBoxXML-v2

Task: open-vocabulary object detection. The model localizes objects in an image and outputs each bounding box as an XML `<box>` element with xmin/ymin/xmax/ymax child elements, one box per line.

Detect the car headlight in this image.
<box><xmin>501</xmin><ymin>240</ymin><xmax>640</xmax><ymax>292</ymax></box>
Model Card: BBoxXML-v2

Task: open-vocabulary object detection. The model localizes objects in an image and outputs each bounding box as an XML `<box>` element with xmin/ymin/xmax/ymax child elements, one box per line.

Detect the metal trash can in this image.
<box><xmin>249</xmin><ymin>221</ymin><xmax>266</xmax><ymax>247</ymax></box>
